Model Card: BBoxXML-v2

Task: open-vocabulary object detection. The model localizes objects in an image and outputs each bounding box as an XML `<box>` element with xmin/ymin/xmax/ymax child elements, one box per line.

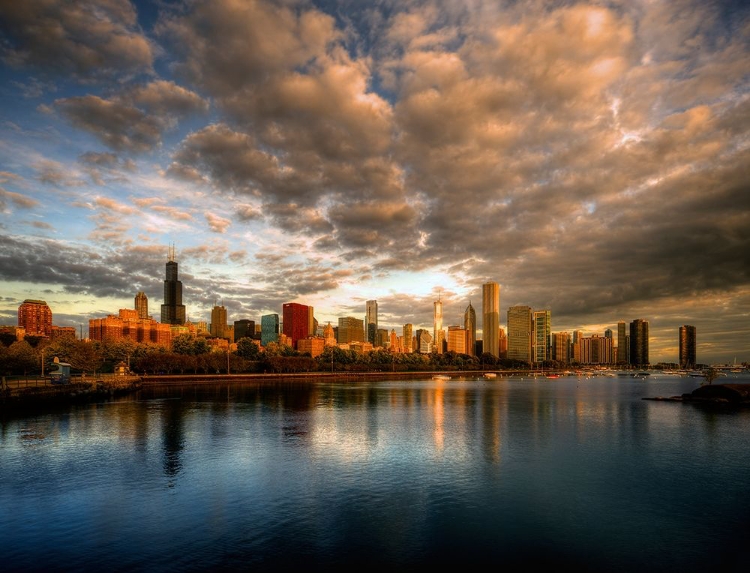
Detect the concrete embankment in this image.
<box><xmin>1</xmin><ymin>375</ymin><xmax>143</xmax><ymax>406</ymax></box>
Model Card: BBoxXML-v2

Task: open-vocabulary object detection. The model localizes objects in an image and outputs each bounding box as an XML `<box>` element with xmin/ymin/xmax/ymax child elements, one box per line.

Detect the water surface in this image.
<box><xmin>2</xmin><ymin>374</ymin><xmax>749</xmax><ymax>571</ymax></box>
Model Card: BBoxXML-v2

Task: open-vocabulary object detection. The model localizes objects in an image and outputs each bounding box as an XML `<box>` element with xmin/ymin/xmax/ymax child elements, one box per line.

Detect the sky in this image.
<box><xmin>0</xmin><ymin>0</ymin><xmax>748</xmax><ymax>364</ymax></box>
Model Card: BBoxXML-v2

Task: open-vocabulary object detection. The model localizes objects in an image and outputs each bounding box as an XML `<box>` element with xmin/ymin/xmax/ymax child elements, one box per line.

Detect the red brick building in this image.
<box><xmin>18</xmin><ymin>299</ymin><xmax>52</xmax><ymax>336</ymax></box>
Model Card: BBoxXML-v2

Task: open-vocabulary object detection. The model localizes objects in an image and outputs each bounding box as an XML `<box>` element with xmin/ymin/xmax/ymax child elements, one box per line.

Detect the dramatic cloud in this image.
<box><xmin>0</xmin><ymin>0</ymin><xmax>153</xmax><ymax>78</ymax></box>
<box><xmin>56</xmin><ymin>80</ymin><xmax>208</xmax><ymax>153</ymax></box>
<box><xmin>0</xmin><ymin>0</ymin><xmax>748</xmax><ymax>362</ymax></box>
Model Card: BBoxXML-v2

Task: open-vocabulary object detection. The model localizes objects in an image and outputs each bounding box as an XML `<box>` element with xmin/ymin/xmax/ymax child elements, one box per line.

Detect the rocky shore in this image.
<box><xmin>644</xmin><ymin>384</ymin><xmax>750</xmax><ymax>406</ymax></box>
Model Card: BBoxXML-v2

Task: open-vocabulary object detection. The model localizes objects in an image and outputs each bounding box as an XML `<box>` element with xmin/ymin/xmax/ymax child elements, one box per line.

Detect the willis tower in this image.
<box><xmin>161</xmin><ymin>245</ymin><xmax>186</xmax><ymax>325</ymax></box>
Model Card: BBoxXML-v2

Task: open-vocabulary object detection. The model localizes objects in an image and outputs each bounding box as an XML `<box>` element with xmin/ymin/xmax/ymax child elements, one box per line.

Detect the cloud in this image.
<box><xmin>55</xmin><ymin>81</ymin><xmax>208</xmax><ymax>153</ymax></box>
<box><xmin>0</xmin><ymin>0</ymin><xmax>153</xmax><ymax>78</ymax></box>
<box><xmin>236</xmin><ymin>204</ymin><xmax>263</xmax><ymax>222</ymax></box>
<box><xmin>205</xmin><ymin>212</ymin><xmax>231</xmax><ymax>233</ymax></box>
<box><xmin>34</xmin><ymin>159</ymin><xmax>85</xmax><ymax>187</ymax></box>
<box><xmin>0</xmin><ymin>188</ymin><xmax>38</xmax><ymax>210</ymax></box>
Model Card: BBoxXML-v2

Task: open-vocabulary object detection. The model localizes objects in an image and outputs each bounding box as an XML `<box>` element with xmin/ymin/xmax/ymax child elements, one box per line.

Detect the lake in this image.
<box><xmin>2</xmin><ymin>373</ymin><xmax>749</xmax><ymax>571</ymax></box>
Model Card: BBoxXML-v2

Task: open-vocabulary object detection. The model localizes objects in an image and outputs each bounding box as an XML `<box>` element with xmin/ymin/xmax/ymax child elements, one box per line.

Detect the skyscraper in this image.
<box><xmin>160</xmin><ymin>245</ymin><xmax>186</xmax><ymax>325</ymax></box>
<box><xmin>507</xmin><ymin>305</ymin><xmax>533</xmax><ymax>364</ymax></box>
<box><xmin>261</xmin><ymin>314</ymin><xmax>279</xmax><ymax>346</ymax></box>
<box><xmin>617</xmin><ymin>321</ymin><xmax>627</xmax><ymax>364</ymax></box>
<box><xmin>338</xmin><ymin>316</ymin><xmax>364</xmax><ymax>344</ymax></box>
<box><xmin>629</xmin><ymin>319</ymin><xmax>649</xmax><ymax>367</ymax></box>
<box><xmin>533</xmin><ymin>310</ymin><xmax>551</xmax><ymax>363</ymax></box>
<box><xmin>210</xmin><ymin>304</ymin><xmax>228</xmax><ymax>338</ymax></box>
<box><xmin>135</xmin><ymin>291</ymin><xmax>148</xmax><ymax>319</ymax></box>
<box><xmin>366</xmin><ymin>300</ymin><xmax>378</xmax><ymax>345</ymax></box>
<box><xmin>433</xmin><ymin>295</ymin><xmax>444</xmax><ymax>353</ymax></box>
<box><xmin>464</xmin><ymin>302</ymin><xmax>476</xmax><ymax>356</ymax></box>
<box><xmin>447</xmin><ymin>326</ymin><xmax>467</xmax><ymax>354</ymax></box>
<box><xmin>234</xmin><ymin>319</ymin><xmax>255</xmax><ymax>342</ymax></box>
<box><xmin>18</xmin><ymin>299</ymin><xmax>52</xmax><ymax>336</ymax></box>
<box><xmin>403</xmin><ymin>323</ymin><xmax>413</xmax><ymax>353</ymax></box>
<box><xmin>282</xmin><ymin>303</ymin><xmax>310</xmax><ymax>347</ymax></box>
<box><xmin>679</xmin><ymin>325</ymin><xmax>697</xmax><ymax>369</ymax></box>
<box><xmin>482</xmin><ymin>282</ymin><xmax>500</xmax><ymax>357</ymax></box>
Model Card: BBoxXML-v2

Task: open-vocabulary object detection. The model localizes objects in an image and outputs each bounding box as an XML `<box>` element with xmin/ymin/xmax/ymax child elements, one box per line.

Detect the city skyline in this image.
<box><xmin>0</xmin><ymin>1</ymin><xmax>748</xmax><ymax>364</ymax></box>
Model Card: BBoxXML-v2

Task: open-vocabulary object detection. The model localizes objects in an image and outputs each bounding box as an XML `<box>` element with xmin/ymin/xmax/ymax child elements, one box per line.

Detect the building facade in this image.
<box><xmin>629</xmin><ymin>319</ymin><xmax>649</xmax><ymax>367</ymax></box>
<box><xmin>533</xmin><ymin>310</ymin><xmax>551</xmax><ymax>363</ymax></box>
<box><xmin>234</xmin><ymin>319</ymin><xmax>255</xmax><ymax>342</ymax></box>
<box><xmin>261</xmin><ymin>314</ymin><xmax>279</xmax><ymax>346</ymax></box>
<box><xmin>679</xmin><ymin>325</ymin><xmax>697</xmax><ymax>369</ymax></box>
<box><xmin>282</xmin><ymin>303</ymin><xmax>310</xmax><ymax>348</ymax></box>
<box><xmin>134</xmin><ymin>291</ymin><xmax>148</xmax><ymax>319</ymax></box>
<box><xmin>507</xmin><ymin>305</ymin><xmax>532</xmax><ymax>364</ymax></box>
<box><xmin>89</xmin><ymin>309</ymin><xmax>171</xmax><ymax>347</ymax></box>
<box><xmin>210</xmin><ymin>305</ymin><xmax>228</xmax><ymax>339</ymax></box>
<box><xmin>18</xmin><ymin>299</ymin><xmax>52</xmax><ymax>336</ymax></box>
<box><xmin>617</xmin><ymin>321</ymin><xmax>627</xmax><ymax>364</ymax></box>
<box><xmin>402</xmin><ymin>323</ymin><xmax>413</xmax><ymax>353</ymax></box>
<box><xmin>160</xmin><ymin>246</ymin><xmax>186</xmax><ymax>325</ymax></box>
<box><xmin>464</xmin><ymin>302</ymin><xmax>476</xmax><ymax>356</ymax></box>
<box><xmin>447</xmin><ymin>326</ymin><xmax>467</xmax><ymax>354</ymax></box>
<box><xmin>482</xmin><ymin>282</ymin><xmax>500</xmax><ymax>358</ymax></box>
<box><xmin>433</xmin><ymin>296</ymin><xmax>443</xmax><ymax>353</ymax></box>
<box><xmin>338</xmin><ymin>316</ymin><xmax>365</xmax><ymax>344</ymax></box>
<box><xmin>366</xmin><ymin>300</ymin><xmax>378</xmax><ymax>345</ymax></box>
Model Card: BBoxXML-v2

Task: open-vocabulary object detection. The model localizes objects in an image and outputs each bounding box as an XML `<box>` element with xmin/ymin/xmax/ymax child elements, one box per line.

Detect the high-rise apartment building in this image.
<box><xmin>629</xmin><ymin>319</ymin><xmax>649</xmax><ymax>367</ymax></box>
<box><xmin>261</xmin><ymin>314</ymin><xmax>279</xmax><ymax>346</ymax></box>
<box><xmin>338</xmin><ymin>316</ymin><xmax>364</xmax><ymax>344</ymax></box>
<box><xmin>403</xmin><ymin>323</ymin><xmax>413</xmax><ymax>353</ymax></box>
<box><xmin>18</xmin><ymin>299</ymin><xmax>52</xmax><ymax>336</ymax></box>
<box><xmin>498</xmin><ymin>327</ymin><xmax>507</xmax><ymax>358</ymax></box>
<box><xmin>160</xmin><ymin>246</ymin><xmax>186</xmax><ymax>325</ymax></box>
<box><xmin>282</xmin><ymin>303</ymin><xmax>310</xmax><ymax>347</ymax></box>
<box><xmin>533</xmin><ymin>310</ymin><xmax>551</xmax><ymax>363</ymax></box>
<box><xmin>210</xmin><ymin>304</ymin><xmax>228</xmax><ymax>339</ymax></box>
<box><xmin>482</xmin><ymin>282</ymin><xmax>500</xmax><ymax>358</ymax></box>
<box><xmin>679</xmin><ymin>325</ymin><xmax>697</xmax><ymax>369</ymax></box>
<box><xmin>135</xmin><ymin>291</ymin><xmax>148</xmax><ymax>319</ymax></box>
<box><xmin>507</xmin><ymin>305</ymin><xmax>533</xmax><ymax>364</ymax></box>
<box><xmin>464</xmin><ymin>302</ymin><xmax>476</xmax><ymax>356</ymax></box>
<box><xmin>617</xmin><ymin>321</ymin><xmax>627</xmax><ymax>364</ymax></box>
<box><xmin>366</xmin><ymin>300</ymin><xmax>378</xmax><ymax>345</ymax></box>
<box><xmin>552</xmin><ymin>332</ymin><xmax>571</xmax><ymax>363</ymax></box>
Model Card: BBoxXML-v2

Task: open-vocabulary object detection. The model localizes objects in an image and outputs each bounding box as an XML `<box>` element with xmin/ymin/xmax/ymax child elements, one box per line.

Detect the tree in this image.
<box><xmin>67</xmin><ymin>340</ymin><xmax>104</xmax><ymax>375</ymax></box>
<box><xmin>172</xmin><ymin>334</ymin><xmax>197</xmax><ymax>355</ymax></box>
<box><xmin>236</xmin><ymin>337</ymin><xmax>260</xmax><ymax>360</ymax></box>
<box><xmin>0</xmin><ymin>341</ymin><xmax>38</xmax><ymax>375</ymax></box>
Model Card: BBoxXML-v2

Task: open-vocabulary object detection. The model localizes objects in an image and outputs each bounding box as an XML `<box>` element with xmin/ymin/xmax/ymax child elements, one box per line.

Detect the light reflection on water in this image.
<box><xmin>1</xmin><ymin>375</ymin><xmax>750</xmax><ymax>571</ymax></box>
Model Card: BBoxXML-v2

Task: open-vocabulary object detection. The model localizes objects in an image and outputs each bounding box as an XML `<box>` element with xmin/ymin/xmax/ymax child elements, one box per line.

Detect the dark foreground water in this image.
<box><xmin>2</xmin><ymin>374</ymin><xmax>750</xmax><ymax>572</ymax></box>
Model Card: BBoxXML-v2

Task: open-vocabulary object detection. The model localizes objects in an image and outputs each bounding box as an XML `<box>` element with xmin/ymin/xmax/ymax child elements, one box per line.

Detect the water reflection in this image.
<box><xmin>3</xmin><ymin>376</ymin><xmax>749</xmax><ymax>572</ymax></box>
<box><xmin>161</xmin><ymin>399</ymin><xmax>185</xmax><ymax>484</ymax></box>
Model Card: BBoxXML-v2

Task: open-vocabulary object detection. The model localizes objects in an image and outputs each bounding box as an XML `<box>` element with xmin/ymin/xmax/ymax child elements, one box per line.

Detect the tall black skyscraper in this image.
<box><xmin>629</xmin><ymin>319</ymin><xmax>649</xmax><ymax>367</ymax></box>
<box><xmin>160</xmin><ymin>245</ymin><xmax>186</xmax><ymax>325</ymax></box>
<box><xmin>679</xmin><ymin>325</ymin><xmax>697</xmax><ymax>369</ymax></box>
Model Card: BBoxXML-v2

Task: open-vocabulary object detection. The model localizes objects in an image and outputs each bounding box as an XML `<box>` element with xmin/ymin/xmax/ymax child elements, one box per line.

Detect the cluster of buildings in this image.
<box><xmin>5</xmin><ymin>252</ymin><xmax>700</xmax><ymax>369</ymax></box>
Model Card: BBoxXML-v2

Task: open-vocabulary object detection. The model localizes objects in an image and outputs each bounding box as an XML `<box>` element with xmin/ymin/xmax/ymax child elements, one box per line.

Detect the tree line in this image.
<box><xmin>0</xmin><ymin>332</ymin><xmax>535</xmax><ymax>377</ymax></box>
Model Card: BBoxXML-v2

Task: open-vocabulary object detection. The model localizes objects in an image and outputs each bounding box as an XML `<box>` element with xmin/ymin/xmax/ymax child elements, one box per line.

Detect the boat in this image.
<box><xmin>483</xmin><ymin>372</ymin><xmax>497</xmax><ymax>379</ymax></box>
<box><xmin>432</xmin><ymin>374</ymin><xmax>451</xmax><ymax>381</ymax></box>
<box><xmin>546</xmin><ymin>374</ymin><xmax>560</xmax><ymax>379</ymax></box>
